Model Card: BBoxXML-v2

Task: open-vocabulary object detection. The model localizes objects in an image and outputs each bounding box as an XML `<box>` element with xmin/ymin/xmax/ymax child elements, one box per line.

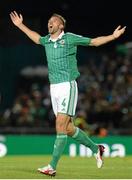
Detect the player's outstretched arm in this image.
<box><xmin>90</xmin><ymin>25</ymin><xmax>126</xmax><ymax>47</ymax></box>
<box><xmin>10</xmin><ymin>11</ymin><xmax>41</xmax><ymax>44</ymax></box>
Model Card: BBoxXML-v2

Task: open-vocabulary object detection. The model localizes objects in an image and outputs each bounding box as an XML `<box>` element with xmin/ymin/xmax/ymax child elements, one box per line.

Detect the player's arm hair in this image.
<box><xmin>18</xmin><ymin>23</ymin><xmax>41</xmax><ymax>44</ymax></box>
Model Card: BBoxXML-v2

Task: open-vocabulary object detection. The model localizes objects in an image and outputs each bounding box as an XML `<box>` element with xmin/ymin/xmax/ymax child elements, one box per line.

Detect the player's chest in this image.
<box><xmin>46</xmin><ymin>39</ymin><xmax>67</xmax><ymax>50</ymax></box>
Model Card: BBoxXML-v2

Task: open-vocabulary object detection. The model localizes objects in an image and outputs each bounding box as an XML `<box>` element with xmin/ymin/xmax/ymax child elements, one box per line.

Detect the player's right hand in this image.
<box><xmin>10</xmin><ymin>11</ymin><xmax>23</xmax><ymax>27</ymax></box>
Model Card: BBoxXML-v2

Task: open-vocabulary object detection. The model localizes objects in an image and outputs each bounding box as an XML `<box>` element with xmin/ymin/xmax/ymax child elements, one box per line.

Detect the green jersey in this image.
<box><xmin>40</xmin><ymin>32</ymin><xmax>91</xmax><ymax>84</ymax></box>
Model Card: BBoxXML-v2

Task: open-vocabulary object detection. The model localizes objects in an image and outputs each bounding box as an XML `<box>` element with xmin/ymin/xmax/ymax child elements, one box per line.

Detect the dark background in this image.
<box><xmin>0</xmin><ymin>0</ymin><xmax>131</xmax><ymax>46</ymax></box>
<box><xmin>0</xmin><ymin>0</ymin><xmax>131</xmax><ymax>110</ymax></box>
<box><xmin>0</xmin><ymin>0</ymin><xmax>132</xmax><ymax>134</ymax></box>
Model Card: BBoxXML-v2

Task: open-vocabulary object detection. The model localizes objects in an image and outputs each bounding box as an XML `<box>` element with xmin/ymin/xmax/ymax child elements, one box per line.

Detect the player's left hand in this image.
<box><xmin>113</xmin><ymin>25</ymin><xmax>126</xmax><ymax>39</ymax></box>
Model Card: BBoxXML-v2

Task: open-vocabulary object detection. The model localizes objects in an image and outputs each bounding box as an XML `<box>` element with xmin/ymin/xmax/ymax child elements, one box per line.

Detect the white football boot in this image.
<box><xmin>38</xmin><ymin>164</ymin><xmax>56</xmax><ymax>176</ymax></box>
<box><xmin>94</xmin><ymin>145</ymin><xmax>105</xmax><ymax>168</ymax></box>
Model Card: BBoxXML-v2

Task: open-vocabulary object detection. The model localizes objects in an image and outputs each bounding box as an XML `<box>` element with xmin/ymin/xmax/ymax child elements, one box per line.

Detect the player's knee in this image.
<box><xmin>56</xmin><ymin>123</ymin><xmax>64</xmax><ymax>132</ymax></box>
<box><xmin>66</xmin><ymin>126</ymin><xmax>75</xmax><ymax>136</ymax></box>
<box><xmin>56</xmin><ymin>124</ymin><xmax>75</xmax><ymax>136</ymax></box>
<box><xmin>56</xmin><ymin>114</ymin><xmax>71</xmax><ymax>133</ymax></box>
<box><xmin>56</xmin><ymin>119</ymin><xmax>66</xmax><ymax>133</ymax></box>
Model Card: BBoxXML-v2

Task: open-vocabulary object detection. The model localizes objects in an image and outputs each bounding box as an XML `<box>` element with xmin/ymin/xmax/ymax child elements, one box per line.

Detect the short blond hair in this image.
<box><xmin>51</xmin><ymin>13</ymin><xmax>66</xmax><ymax>28</ymax></box>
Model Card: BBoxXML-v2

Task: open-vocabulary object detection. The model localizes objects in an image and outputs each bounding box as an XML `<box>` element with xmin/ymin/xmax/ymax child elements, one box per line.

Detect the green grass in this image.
<box><xmin>0</xmin><ymin>155</ymin><xmax>132</xmax><ymax>179</ymax></box>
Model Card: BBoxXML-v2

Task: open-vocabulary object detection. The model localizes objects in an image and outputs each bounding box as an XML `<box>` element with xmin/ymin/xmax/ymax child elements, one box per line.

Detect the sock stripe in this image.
<box><xmin>72</xmin><ymin>127</ymin><xmax>79</xmax><ymax>138</ymax></box>
<box><xmin>57</xmin><ymin>134</ymin><xmax>67</xmax><ymax>138</ymax></box>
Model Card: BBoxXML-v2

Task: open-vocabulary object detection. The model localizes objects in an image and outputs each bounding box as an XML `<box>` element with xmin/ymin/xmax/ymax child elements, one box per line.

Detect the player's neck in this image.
<box><xmin>50</xmin><ymin>30</ymin><xmax>62</xmax><ymax>39</ymax></box>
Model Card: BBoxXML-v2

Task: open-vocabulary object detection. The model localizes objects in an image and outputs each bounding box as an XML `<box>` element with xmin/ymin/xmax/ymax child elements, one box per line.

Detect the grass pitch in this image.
<box><xmin>0</xmin><ymin>155</ymin><xmax>132</xmax><ymax>179</ymax></box>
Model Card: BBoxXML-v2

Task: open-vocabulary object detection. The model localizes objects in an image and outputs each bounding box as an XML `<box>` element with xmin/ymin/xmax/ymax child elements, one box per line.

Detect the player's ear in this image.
<box><xmin>60</xmin><ymin>24</ymin><xmax>64</xmax><ymax>30</ymax></box>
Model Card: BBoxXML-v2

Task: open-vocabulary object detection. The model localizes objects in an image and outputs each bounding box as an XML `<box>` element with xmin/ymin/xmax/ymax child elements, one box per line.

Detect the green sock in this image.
<box><xmin>72</xmin><ymin>127</ymin><xmax>98</xmax><ymax>153</ymax></box>
<box><xmin>50</xmin><ymin>133</ymin><xmax>67</xmax><ymax>169</ymax></box>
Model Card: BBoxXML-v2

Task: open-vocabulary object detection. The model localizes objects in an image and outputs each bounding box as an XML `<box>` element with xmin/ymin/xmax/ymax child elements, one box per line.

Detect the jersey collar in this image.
<box><xmin>49</xmin><ymin>31</ymin><xmax>64</xmax><ymax>42</ymax></box>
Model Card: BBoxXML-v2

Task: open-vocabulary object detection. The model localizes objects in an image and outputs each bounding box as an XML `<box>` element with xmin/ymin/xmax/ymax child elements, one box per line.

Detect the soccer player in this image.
<box><xmin>10</xmin><ymin>11</ymin><xmax>126</xmax><ymax>176</ymax></box>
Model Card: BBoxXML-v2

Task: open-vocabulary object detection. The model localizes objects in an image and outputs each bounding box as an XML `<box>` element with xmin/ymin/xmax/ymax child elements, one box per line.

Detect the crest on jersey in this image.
<box><xmin>59</xmin><ymin>39</ymin><xmax>65</xmax><ymax>46</ymax></box>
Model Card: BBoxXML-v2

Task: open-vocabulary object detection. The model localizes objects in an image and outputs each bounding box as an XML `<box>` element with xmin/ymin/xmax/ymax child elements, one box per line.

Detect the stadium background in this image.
<box><xmin>0</xmin><ymin>0</ymin><xmax>132</xmax><ymax>172</ymax></box>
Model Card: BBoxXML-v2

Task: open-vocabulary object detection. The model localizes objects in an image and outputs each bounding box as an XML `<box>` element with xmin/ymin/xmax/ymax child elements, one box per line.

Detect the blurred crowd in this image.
<box><xmin>0</xmin><ymin>52</ymin><xmax>132</xmax><ymax>135</ymax></box>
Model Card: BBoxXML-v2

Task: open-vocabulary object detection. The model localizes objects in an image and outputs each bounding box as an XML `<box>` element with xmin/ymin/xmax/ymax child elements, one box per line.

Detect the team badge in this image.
<box><xmin>59</xmin><ymin>39</ymin><xmax>65</xmax><ymax>46</ymax></box>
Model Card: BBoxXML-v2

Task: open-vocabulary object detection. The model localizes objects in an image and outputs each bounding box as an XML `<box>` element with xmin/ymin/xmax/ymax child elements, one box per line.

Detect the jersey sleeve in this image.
<box><xmin>39</xmin><ymin>36</ymin><xmax>47</xmax><ymax>46</ymax></box>
<box><xmin>68</xmin><ymin>33</ymin><xmax>91</xmax><ymax>46</ymax></box>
